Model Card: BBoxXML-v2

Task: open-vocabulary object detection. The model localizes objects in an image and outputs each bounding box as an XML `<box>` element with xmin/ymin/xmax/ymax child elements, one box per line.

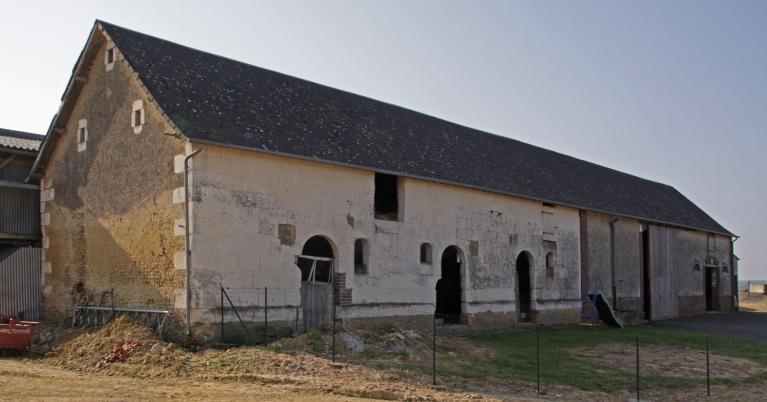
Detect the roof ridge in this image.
<box><xmin>79</xmin><ymin>20</ymin><xmax>733</xmax><ymax>236</ymax></box>
<box><xmin>96</xmin><ymin>20</ymin><xmax>677</xmax><ymax>193</ymax></box>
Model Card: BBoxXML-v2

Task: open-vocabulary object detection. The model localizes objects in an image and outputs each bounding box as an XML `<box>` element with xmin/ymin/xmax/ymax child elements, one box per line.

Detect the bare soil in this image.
<box><xmin>739</xmin><ymin>290</ymin><xmax>767</xmax><ymax>312</ymax></box>
<box><xmin>570</xmin><ymin>343</ymin><xmax>766</xmax><ymax>379</ymax></box>
<box><xmin>30</xmin><ymin>317</ymin><xmax>491</xmax><ymax>401</ymax></box>
<box><xmin>4</xmin><ymin>317</ymin><xmax>767</xmax><ymax>401</ymax></box>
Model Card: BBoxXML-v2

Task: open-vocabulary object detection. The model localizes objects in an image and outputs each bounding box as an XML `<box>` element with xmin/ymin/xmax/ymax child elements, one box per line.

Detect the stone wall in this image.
<box><xmin>41</xmin><ymin>34</ymin><xmax>185</xmax><ymax>322</ymax></box>
<box><xmin>184</xmin><ymin>145</ymin><xmax>583</xmax><ymax>330</ymax></box>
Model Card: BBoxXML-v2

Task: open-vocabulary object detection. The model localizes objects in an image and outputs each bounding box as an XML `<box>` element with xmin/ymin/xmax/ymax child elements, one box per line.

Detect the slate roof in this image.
<box><xmin>0</xmin><ymin>128</ymin><xmax>43</xmax><ymax>152</ymax></box>
<box><xmin>99</xmin><ymin>21</ymin><xmax>731</xmax><ymax>236</ymax></box>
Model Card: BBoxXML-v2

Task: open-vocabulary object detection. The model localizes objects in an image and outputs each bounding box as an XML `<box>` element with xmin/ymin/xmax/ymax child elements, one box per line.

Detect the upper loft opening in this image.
<box><xmin>374</xmin><ymin>173</ymin><xmax>399</xmax><ymax>221</ymax></box>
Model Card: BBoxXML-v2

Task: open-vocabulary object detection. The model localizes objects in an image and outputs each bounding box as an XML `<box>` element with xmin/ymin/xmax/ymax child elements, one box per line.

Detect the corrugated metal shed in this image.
<box><xmin>0</xmin><ymin>247</ymin><xmax>42</xmax><ymax>320</ymax></box>
<box><xmin>0</xmin><ymin>128</ymin><xmax>42</xmax><ymax>152</ymax></box>
<box><xmin>0</xmin><ymin>186</ymin><xmax>40</xmax><ymax>237</ymax></box>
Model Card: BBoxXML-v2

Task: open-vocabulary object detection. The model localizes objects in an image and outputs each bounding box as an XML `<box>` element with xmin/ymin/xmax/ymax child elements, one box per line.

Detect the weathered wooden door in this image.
<box><xmin>301</xmin><ymin>281</ymin><xmax>333</xmax><ymax>331</ymax></box>
<box><xmin>297</xmin><ymin>255</ymin><xmax>334</xmax><ymax>331</ymax></box>
<box><xmin>648</xmin><ymin>225</ymin><xmax>678</xmax><ymax>321</ymax></box>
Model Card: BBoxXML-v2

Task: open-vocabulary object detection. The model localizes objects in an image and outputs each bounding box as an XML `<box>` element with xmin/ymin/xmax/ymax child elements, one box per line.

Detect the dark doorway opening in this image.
<box><xmin>298</xmin><ymin>236</ymin><xmax>334</xmax><ymax>282</ymax></box>
<box><xmin>705</xmin><ymin>266</ymin><xmax>720</xmax><ymax>311</ymax></box>
<box><xmin>435</xmin><ymin>246</ymin><xmax>462</xmax><ymax>323</ymax></box>
<box><xmin>642</xmin><ymin>229</ymin><xmax>651</xmax><ymax>320</ymax></box>
<box><xmin>374</xmin><ymin>173</ymin><xmax>399</xmax><ymax>221</ymax></box>
<box><xmin>516</xmin><ymin>252</ymin><xmax>532</xmax><ymax>322</ymax></box>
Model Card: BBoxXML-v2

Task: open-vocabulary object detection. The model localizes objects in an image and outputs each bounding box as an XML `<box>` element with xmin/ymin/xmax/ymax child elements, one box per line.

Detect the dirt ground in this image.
<box><xmin>3</xmin><ymin>316</ymin><xmax>767</xmax><ymax>401</ymax></box>
<box><xmin>739</xmin><ymin>290</ymin><xmax>767</xmax><ymax>312</ymax></box>
<box><xmin>0</xmin><ymin>359</ymin><xmax>376</xmax><ymax>401</ymax></box>
<box><xmin>570</xmin><ymin>343</ymin><xmax>766</xmax><ymax>379</ymax></box>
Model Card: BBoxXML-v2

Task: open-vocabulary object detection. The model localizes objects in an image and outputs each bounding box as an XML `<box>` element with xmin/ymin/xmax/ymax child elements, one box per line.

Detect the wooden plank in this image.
<box><xmin>648</xmin><ymin>225</ymin><xmax>678</xmax><ymax>320</ymax></box>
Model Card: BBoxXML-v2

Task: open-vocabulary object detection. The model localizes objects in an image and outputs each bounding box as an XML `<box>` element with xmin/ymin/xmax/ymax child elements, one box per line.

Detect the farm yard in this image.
<box><xmin>3</xmin><ymin>316</ymin><xmax>767</xmax><ymax>401</ymax></box>
<box><xmin>740</xmin><ymin>289</ymin><xmax>767</xmax><ymax>313</ymax></box>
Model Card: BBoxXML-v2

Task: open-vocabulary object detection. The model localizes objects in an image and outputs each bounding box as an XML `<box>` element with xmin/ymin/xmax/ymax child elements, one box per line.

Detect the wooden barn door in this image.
<box><xmin>297</xmin><ymin>255</ymin><xmax>334</xmax><ymax>331</ymax></box>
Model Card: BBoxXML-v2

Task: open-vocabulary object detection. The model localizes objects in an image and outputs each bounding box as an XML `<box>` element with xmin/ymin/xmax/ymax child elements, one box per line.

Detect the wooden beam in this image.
<box><xmin>0</xmin><ymin>180</ymin><xmax>39</xmax><ymax>190</ymax></box>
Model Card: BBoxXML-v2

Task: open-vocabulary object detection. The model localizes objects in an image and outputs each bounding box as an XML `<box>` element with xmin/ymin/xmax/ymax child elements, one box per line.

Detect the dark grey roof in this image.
<box><xmin>99</xmin><ymin>21</ymin><xmax>731</xmax><ymax>236</ymax></box>
<box><xmin>0</xmin><ymin>128</ymin><xmax>43</xmax><ymax>152</ymax></box>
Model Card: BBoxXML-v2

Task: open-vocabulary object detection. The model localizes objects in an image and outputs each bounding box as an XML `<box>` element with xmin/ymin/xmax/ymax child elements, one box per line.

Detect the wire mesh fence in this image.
<box><xmin>219</xmin><ymin>295</ymin><xmax>741</xmax><ymax>399</ymax></box>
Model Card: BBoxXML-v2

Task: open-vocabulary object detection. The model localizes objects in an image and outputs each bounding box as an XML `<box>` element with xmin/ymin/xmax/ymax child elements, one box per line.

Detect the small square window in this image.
<box><xmin>420</xmin><ymin>243</ymin><xmax>432</xmax><ymax>265</ymax></box>
<box><xmin>354</xmin><ymin>238</ymin><xmax>369</xmax><ymax>274</ymax></box>
<box><xmin>131</xmin><ymin>100</ymin><xmax>144</xmax><ymax>133</ymax></box>
<box><xmin>104</xmin><ymin>43</ymin><xmax>116</xmax><ymax>71</ymax></box>
<box><xmin>76</xmin><ymin>118</ymin><xmax>88</xmax><ymax>152</ymax></box>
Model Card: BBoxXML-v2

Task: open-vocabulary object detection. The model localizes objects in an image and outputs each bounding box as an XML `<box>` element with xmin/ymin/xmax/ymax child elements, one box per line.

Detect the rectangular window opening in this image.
<box><xmin>374</xmin><ymin>173</ymin><xmax>399</xmax><ymax>221</ymax></box>
<box><xmin>354</xmin><ymin>239</ymin><xmax>368</xmax><ymax>274</ymax></box>
<box><xmin>134</xmin><ymin>109</ymin><xmax>142</xmax><ymax>127</ymax></box>
<box><xmin>107</xmin><ymin>48</ymin><xmax>114</xmax><ymax>64</ymax></box>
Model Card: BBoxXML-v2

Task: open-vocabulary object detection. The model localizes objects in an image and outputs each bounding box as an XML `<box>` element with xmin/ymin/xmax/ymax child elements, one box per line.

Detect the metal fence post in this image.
<box><xmin>636</xmin><ymin>336</ymin><xmax>640</xmax><ymax>402</ymax></box>
<box><xmin>220</xmin><ymin>287</ymin><xmax>224</xmax><ymax>342</ymax></box>
<box><xmin>706</xmin><ymin>335</ymin><xmax>711</xmax><ymax>397</ymax></box>
<box><xmin>433</xmin><ymin>314</ymin><xmax>437</xmax><ymax>385</ymax></box>
<box><xmin>264</xmin><ymin>287</ymin><xmax>268</xmax><ymax>345</ymax></box>
<box><xmin>536</xmin><ymin>325</ymin><xmax>541</xmax><ymax>394</ymax></box>
<box><xmin>332</xmin><ymin>292</ymin><xmax>337</xmax><ymax>363</ymax></box>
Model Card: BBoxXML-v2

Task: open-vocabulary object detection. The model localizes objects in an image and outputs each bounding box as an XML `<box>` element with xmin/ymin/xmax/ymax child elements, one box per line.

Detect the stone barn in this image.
<box><xmin>29</xmin><ymin>21</ymin><xmax>735</xmax><ymax>340</ymax></box>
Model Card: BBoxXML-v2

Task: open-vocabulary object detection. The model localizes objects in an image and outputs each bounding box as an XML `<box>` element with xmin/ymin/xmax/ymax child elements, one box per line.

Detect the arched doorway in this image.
<box><xmin>436</xmin><ymin>246</ymin><xmax>462</xmax><ymax>324</ymax></box>
<box><xmin>297</xmin><ymin>235</ymin><xmax>335</xmax><ymax>331</ymax></box>
<box><xmin>516</xmin><ymin>252</ymin><xmax>533</xmax><ymax>322</ymax></box>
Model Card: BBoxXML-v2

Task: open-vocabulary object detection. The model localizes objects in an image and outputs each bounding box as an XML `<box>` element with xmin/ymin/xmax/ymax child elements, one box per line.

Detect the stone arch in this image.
<box><xmin>516</xmin><ymin>251</ymin><xmax>534</xmax><ymax>322</ymax></box>
<box><xmin>435</xmin><ymin>245</ymin><xmax>465</xmax><ymax>324</ymax></box>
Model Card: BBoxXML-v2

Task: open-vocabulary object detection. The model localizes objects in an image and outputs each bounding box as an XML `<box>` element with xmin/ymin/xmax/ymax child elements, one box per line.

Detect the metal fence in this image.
<box><xmin>0</xmin><ymin>246</ymin><xmax>41</xmax><ymax>320</ymax></box>
<box><xmin>220</xmin><ymin>287</ymin><xmax>302</xmax><ymax>345</ymax></box>
<box><xmin>220</xmin><ymin>288</ymin><xmax>736</xmax><ymax>400</ymax></box>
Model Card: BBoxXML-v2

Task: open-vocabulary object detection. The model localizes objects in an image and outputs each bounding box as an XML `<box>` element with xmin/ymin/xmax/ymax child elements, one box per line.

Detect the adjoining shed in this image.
<box><xmin>0</xmin><ymin>128</ymin><xmax>43</xmax><ymax>320</ymax></box>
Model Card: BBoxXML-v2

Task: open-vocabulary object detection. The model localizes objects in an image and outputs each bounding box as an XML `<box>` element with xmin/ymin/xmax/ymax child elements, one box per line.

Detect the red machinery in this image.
<box><xmin>0</xmin><ymin>316</ymin><xmax>37</xmax><ymax>350</ymax></box>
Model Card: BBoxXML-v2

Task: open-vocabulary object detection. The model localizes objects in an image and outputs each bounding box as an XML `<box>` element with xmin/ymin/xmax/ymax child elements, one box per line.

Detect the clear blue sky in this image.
<box><xmin>2</xmin><ymin>1</ymin><xmax>765</xmax><ymax>279</ymax></box>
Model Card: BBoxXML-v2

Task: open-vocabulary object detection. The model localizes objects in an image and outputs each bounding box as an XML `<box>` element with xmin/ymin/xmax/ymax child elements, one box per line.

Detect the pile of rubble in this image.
<box><xmin>45</xmin><ymin>315</ymin><xmax>190</xmax><ymax>377</ymax></box>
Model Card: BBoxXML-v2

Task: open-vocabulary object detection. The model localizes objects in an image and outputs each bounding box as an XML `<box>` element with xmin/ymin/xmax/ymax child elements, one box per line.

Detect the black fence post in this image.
<box><xmin>636</xmin><ymin>336</ymin><xmax>640</xmax><ymax>402</ymax></box>
<box><xmin>706</xmin><ymin>335</ymin><xmax>711</xmax><ymax>397</ymax></box>
<box><xmin>536</xmin><ymin>325</ymin><xmax>541</xmax><ymax>394</ymax></box>
<box><xmin>220</xmin><ymin>287</ymin><xmax>224</xmax><ymax>342</ymax></box>
<box><xmin>264</xmin><ymin>287</ymin><xmax>268</xmax><ymax>345</ymax></box>
<box><xmin>332</xmin><ymin>293</ymin><xmax>337</xmax><ymax>363</ymax></box>
<box><xmin>432</xmin><ymin>314</ymin><xmax>437</xmax><ymax>385</ymax></box>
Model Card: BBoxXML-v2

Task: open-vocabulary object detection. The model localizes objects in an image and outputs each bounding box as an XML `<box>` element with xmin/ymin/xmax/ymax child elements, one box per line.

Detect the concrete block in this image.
<box><xmin>42</xmin><ymin>188</ymin><xmax>55</xmax><ymax>202</ymax></box>
<box><xmin>172</xmin><ymin>187</ymin><xmax>185</xmax><ymax>204</ymax></box>
<box><xmin>41</xmin><ymin>213</ymin><xmax>50</xmax><ymax>226</ymax></box>
<box><xmin>174</xmin><ymin>289</ymin><xmax>186</xmax><ymax>308</ymax></box>
<box><xmin>174</xmin><ymin>154</ymin><xmax>186</xmax><ymax>174</ymax></box>
<box><xmin>174</xmin><ymin>218</ymin><xmax>185</xmax><ymax>236</ymax></box>
<box><xmin>174</xmin><ymin>250</ymin><xmax>186</xmax><ymax>270</ymax></box>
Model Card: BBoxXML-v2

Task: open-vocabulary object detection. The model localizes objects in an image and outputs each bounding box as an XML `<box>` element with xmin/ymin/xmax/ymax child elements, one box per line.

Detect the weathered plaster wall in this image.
<box><xmin>183</xmin><ymin>145</ymin><xmax>582</xmax><ymax>330</ymax></box>
<box><xmin>673</xmin><ymin>230</ymin><xmax>733</xmax><ymax>317</ymax></box>
<box><xmin>41</xmin><ymin>36</ymin><xmax>185</xmax><ymax>320</ymax></box>
<box><xmin>584</xmin><ymin>212</ymin><xmax>641</xmax><ymax>311</ymax></box>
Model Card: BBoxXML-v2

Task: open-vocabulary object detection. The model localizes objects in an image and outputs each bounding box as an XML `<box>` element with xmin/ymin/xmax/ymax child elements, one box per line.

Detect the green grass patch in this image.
<box><xmin>460</xmin><ymin>324</ymin><xmax>767</xmax><ymax>392</ymax></box>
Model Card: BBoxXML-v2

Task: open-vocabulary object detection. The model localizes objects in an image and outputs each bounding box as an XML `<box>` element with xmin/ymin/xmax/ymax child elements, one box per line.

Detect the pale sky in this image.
<box><xmin>2</xmin><ymin>1</ymin><xmax>765</xmax><ymax>279</ymax></box>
